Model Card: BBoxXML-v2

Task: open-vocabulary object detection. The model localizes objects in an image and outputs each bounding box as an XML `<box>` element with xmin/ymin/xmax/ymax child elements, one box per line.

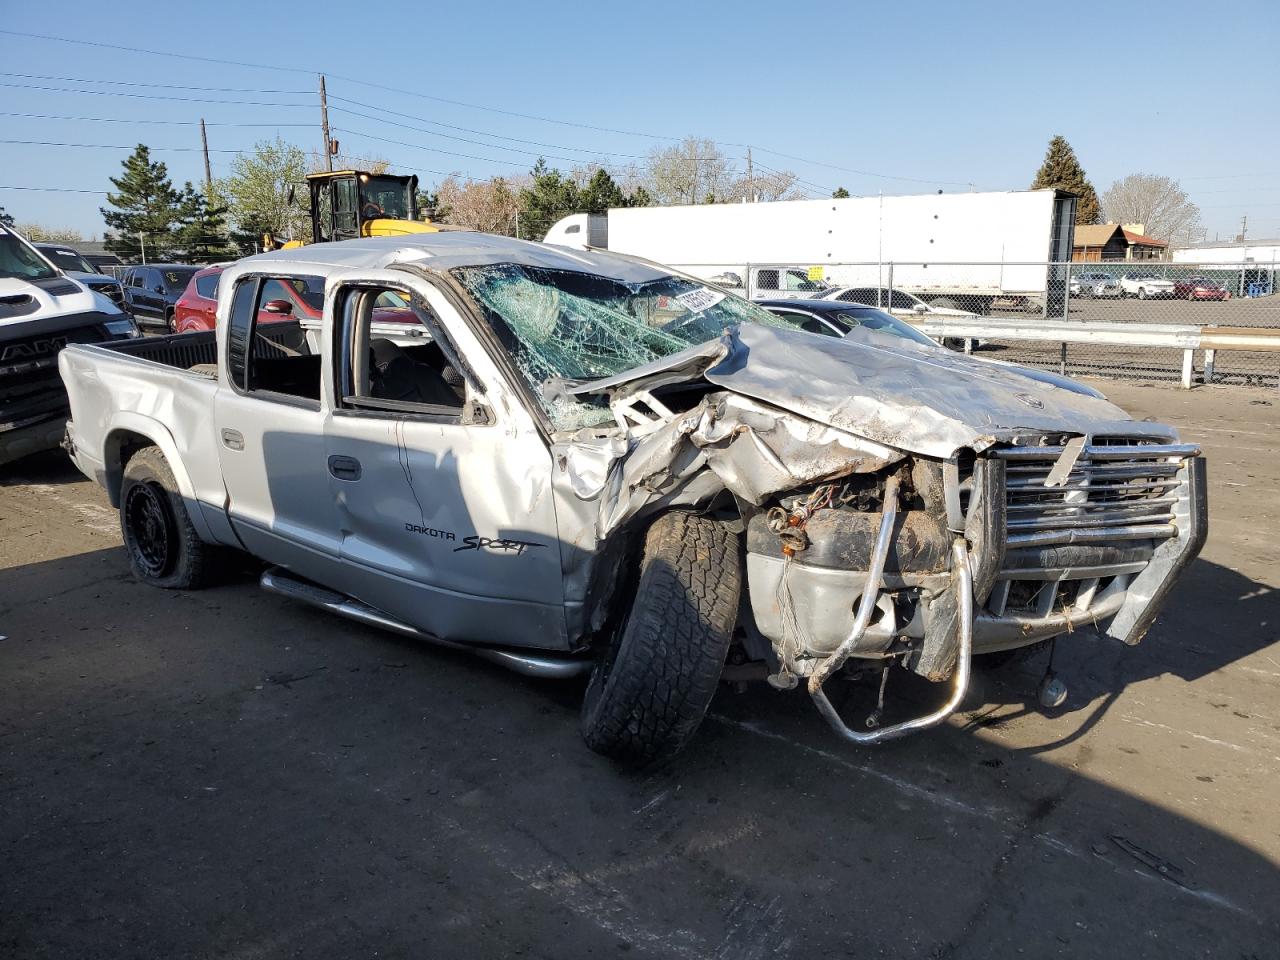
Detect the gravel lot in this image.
<box><xmin>2</xmin><ymin>380</ymin><xmax>1278</xmax><ymax>958</ymax></box>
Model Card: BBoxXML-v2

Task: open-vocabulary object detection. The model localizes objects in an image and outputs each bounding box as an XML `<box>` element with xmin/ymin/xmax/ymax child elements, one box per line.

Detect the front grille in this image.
<box><xmin>984</xmin><ymin>438</ymin><xmax>1200</xmax><ymax>618</ymax></box>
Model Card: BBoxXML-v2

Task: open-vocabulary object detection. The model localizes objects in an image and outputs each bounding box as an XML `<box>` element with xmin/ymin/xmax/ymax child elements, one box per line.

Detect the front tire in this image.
<box><xmin>580</xmin><ymin>512</ymin><xmax>741</xmax><ymax>764</ymax></box>
<box><xmin>120</xmin><ymin>446</ymin><xmax>217</xmax><ymax>589</ymax></box>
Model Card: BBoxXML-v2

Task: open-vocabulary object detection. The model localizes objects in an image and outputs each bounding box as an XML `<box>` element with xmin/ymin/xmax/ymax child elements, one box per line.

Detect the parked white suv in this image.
<box><xmin>1119</xmin><ymin>272</ymin><xmax>1176</xmax><ymax>300</ymax></box>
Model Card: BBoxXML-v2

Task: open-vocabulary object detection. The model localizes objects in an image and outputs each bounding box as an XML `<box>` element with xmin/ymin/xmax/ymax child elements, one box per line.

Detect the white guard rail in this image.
<box><xmin>906</xmin><ymin>318</ymin><xmax>1280</xmax><ymax>389</ymax></box>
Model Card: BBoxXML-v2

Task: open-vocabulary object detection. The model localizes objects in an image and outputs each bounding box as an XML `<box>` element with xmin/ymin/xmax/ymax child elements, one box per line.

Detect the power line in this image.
<box><xmin>0</xmin><ymin>30</ymin><xmax>976</xmax><ymax>190</ymax></box>
<box><xmin>328</xmin><ymin>95</ymin><xmax>648</xmax><ymax>160</ymax></box>
<box><xmin>0</xmin><ymin>184</ymin><xmax>109</xmax><ymax>194</ymax></box>
<box><xmin>331</xmin><ymin>113</ymin><xmax>627</xmax><ymax>167</ymax></box>
<box><xmin>0</xmin><ymin>71</ymin><xmax>310</xmax><ymax>95</ymax></box>
<box><xmin>330</xmin><ymin>126</ymin><xmax>538</xmax><ymax>169</ymax></box>
<box><xmin>0</xmin><ymin>138</ymin><xmax>246</xmax><ymax>153</ymax></box>
<box><xmin>0</xmin><ymin>110</ymin><xmax>312</xmax><ymax>128</ymax></box>
<box><xmin>0</xmin><ymin>80</ymin><xmax>311</xmax><ymax>108</ymax></box>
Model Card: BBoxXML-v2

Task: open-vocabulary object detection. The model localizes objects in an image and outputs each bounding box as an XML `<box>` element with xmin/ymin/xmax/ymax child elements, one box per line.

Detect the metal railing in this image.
<box><xmin>669</xmin><ymin>259</ymin><xmax>1280</xmax><ymax>387</ymax></box>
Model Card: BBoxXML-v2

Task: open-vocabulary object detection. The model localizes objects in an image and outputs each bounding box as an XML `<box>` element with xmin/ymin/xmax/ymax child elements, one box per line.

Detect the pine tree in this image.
<box><xmin>832</xmin><ymin>187</ymin><xmax>850</xmax><ymax>199</ymax></box>
<box><xmin>101</xmin><ymin>145</ymin><xmax>187</xmax><ymax>260</ymax></box>
<box><xmin>0</xmin><ymin>206</ymin><xmax>14</xmax><ymax>228</ymax></box>
<box><xmin>517</xmin><ymin>159</ymin><xmax>581</xmax><ymax>237</ymax></box>
<box><xmin>578</xmin><ymin>169</ymin><xmax>627</xmax><ymax>214</ymax></box>
<box><xmin>173</xmin><ymin>186</ymin><xmax>235</xmax><ymax>263</ymax></box>
<box><xmin>1031</xmin><ymin>136</ymin><xmax>1100</xmax><ymax>225</ymax></box>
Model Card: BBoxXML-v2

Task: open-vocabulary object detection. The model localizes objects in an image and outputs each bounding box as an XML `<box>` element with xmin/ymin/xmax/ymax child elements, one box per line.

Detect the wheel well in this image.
<box><xmin>103</xmin><ymin>430</ymin><xmax>156</xmax><ymax>507</ymax></box>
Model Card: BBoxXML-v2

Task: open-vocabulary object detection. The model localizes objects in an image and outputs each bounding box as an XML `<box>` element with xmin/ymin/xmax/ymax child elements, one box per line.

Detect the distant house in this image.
<box><xmin>1071</xmin><ymin>223</ymin><xmax>1168</xmax><ymax>262</ymax></box>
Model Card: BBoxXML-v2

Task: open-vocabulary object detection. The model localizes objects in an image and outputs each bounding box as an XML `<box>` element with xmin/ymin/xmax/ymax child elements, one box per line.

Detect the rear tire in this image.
<box><xmin>120</xmin><ymin>446</ymin><xmax>217</xmax><ymax>589</ymax></box>
<box><xmin>580</xmin><ymin>512</ymin><xmax>741</xmax><ymax>764</ymax></box>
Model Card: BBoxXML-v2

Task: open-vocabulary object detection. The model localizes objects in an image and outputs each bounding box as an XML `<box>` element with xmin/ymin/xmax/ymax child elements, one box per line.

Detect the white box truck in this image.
<box><xmin>544</xmin><ymin>189</ymin><xmax>1077</xmax><ymax>314</ymax></box>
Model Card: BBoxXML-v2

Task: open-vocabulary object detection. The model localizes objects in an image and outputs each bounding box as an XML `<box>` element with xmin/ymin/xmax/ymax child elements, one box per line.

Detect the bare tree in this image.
<box><xmin>1101</xmin><ymin>174</ymin><xmax>1203</xmax><ymax>247</ymax></box>
<box><xmin>645</xmin><ymin>137</ymin><xmax>733</xmax><ymax>205</ymax></box>
<box><xmin>724</xmin><ymin>168</ymin><xmax>804</xmax><ymax>203</ymax></box>
<box><xmin>435</xmin><ymin>174</ymin><xmax>527</xmax><ymax>235</ymax></box>
<box><xmin>307</xmin><ymin>151</ymin><xmax>392</xmax><ymax>175</ymax></box>
<box><xmin>14</xmin><ymin>223</ymin><xmax>84</xmax><ymax>243</ymax></box>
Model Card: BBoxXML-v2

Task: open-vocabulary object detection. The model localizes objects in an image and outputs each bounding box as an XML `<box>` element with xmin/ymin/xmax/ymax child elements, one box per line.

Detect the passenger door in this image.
<box><xmin>322</xmin><ymin>274</ymin><xmax>568</xmax><ymax>650</ymax></box>
<box><xmin>213</xmin><ymin>273</ymin><xmax>340</xmax><ymax>585</ymax></box>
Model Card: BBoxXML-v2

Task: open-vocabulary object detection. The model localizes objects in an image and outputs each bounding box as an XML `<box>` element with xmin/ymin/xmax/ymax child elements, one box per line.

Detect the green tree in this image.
<box><xmin>214</xmin><ymin>137</ymin><xmax>309</xmax><ymax>242</ymax></box>
<box><xmin>0</xmin><ymin>206</ymin><xmax>14</xmax><ymax>228</ymax></box>
<box><xmin>174</xmin><ymin>187</ymin><xmax>235</xmax><ymax>263</ymax></box>
<box><xmin>101</xmin><ymin>145</ymin><xmax>187</xmax><ymax>260</ymax></box>
<box><xmin>626</xmin><ymin>185</ymin><xmax>652</xmax><ymax>208</ymax></box>
<box><xmin>416</xmin><ymin>186</ymin><xmax>447</xmax><ymax>222</ymax></box>
<box><xmin>518</xmin><ymin>159</ymin><xmax>580</xmax><ymax>238</ymax></box>
<box><xmin>1031</xmin><ymin>135</ymin><xmax>1100</xmax><ymax>225</ymax></box>
<box><xmin>578</xmin><ymin>168</ymin><xmax>627</xmax><ymax>214</ymax></box>
<box><xmin>832</xmin><ymin>186</ymin><xmax>850</xmax><ymax>199</ymax></box>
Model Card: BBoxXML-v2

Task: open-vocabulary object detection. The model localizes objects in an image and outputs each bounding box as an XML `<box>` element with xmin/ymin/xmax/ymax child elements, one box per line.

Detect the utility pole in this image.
<box><xmin>319</xmin><ymin>74</ymin><xmax>333</xmax><ymax>172</ymax></box>
<box><xmin>199</xmin><ymin>118</ymin><xmax>213</xmax><ymax>195</ymax></box>
<box><xmin>746</xmin><ymin>147</ymin><xmax>754</xmax><ymax>203</ymax></box>
<box><xmin>137</xmin><ymin>232</ymin><xmax>146</xmax><ymax>264</ymax></box>
<box><xmin>1240</xmin><ymin>215</ymin><xmax>1248</xmax><ymax>242</ymax></box>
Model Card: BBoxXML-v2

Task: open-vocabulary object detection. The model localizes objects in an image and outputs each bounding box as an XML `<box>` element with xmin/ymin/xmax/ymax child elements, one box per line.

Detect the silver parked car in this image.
<box><xmin>58</xmin><ymin>234</ymin><xmax>1207</xmax><ymax>760</ymax></box>
<box><xmin>1070</xmin><ymin>272</ymin><xmax>1124</xmax><ymax>298</ymax></box>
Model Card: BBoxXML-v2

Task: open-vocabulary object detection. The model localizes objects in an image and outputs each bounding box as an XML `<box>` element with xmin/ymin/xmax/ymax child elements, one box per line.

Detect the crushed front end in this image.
<box><xmin>743</xmin><ymin>433</ymin><xmax>1206</xmax><ymax>742</ymax></box>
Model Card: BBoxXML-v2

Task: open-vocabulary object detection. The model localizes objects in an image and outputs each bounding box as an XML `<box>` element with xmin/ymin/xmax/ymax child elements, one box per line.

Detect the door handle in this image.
<box><xmin>221</xmin><ymin>428</ymin><xmax>244</xmax><ymax>451</ymax></box>
<box><xmin>328</xmin><ymin>455</ymin><xmax>362</xmax><ymax>481</ymax></box>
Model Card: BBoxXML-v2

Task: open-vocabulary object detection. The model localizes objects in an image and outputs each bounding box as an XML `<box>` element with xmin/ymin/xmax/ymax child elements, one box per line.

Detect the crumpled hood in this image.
<box><xmin>573</xmin><ymin>324</ymin><xmax>1172</xmax><ymax>458</ymax></box>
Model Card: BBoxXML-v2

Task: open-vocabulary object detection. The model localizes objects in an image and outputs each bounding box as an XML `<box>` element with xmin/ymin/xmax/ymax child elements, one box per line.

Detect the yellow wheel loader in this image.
<box><xmin>265</xmin><ymin>170</ymin><xmax>438</xmax><ymax>250</ymax></box>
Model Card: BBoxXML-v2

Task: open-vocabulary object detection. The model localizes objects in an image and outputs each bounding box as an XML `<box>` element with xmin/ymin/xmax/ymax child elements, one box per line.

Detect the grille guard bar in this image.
<box><xmin>807</xmin><ymin>484</ymin><xmax>975</xmax><ymax>744</ymax></box>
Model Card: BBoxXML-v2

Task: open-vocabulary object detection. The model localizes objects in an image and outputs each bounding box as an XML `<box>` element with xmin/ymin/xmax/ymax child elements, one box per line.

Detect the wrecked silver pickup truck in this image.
<box><xmin>59</xmin><ymin>233</ymin><xmax>1207</xmax><ymax>761</ymax></box>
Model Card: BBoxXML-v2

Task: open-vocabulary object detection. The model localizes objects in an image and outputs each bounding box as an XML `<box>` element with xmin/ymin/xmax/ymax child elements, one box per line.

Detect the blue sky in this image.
<box><xmin>1</xmin><ymin>0</ymin><xmax>1276</xmax><ymax>241</ymax></box>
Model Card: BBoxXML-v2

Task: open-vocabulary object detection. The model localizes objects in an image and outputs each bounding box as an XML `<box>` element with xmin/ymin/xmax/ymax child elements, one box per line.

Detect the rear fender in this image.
<box><xmin>102</xmin><ymin>412</ymin><xmax>216</xmax><ymax>543</ymax></box>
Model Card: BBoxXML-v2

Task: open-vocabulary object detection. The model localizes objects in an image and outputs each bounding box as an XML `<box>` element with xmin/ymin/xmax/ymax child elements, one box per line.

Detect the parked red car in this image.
<box><xmin>1172</xmin><ymin>277</ymin><xmax>1230</xmax><ymax>301</ymax></box>
<box><xmin>173</xmin><ymin>266</ymin><xmax>415</xmax><ymax>332</ymax></box>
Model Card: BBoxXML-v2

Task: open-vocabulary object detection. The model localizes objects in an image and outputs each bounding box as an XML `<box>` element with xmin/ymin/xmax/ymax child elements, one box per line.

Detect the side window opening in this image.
<box><xmin>756</xmin><ymin>269</ymin><xmax>780</xmax><ymax>291</ymax></box>
<box><xmin>225</xmin><ymin>276</ymin><xmax>320</xmax><ymax>403</ymax></box>
<box><xmin>335</xmin><ymin>284</ymin><xmax>470</xmax><ymax>419</ymax></box>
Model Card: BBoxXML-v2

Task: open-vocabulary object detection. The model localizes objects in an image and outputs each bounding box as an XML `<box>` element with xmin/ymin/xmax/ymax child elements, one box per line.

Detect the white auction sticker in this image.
<box><xmin>673</xmin><ymin>287</ymin><xmax>726</xmax><ymax>313</ymax></box>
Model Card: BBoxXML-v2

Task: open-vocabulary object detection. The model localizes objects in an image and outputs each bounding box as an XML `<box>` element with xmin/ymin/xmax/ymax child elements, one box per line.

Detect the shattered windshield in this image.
<box><xmin>453</xmin><ymin>263</ymin><xmax>796</xmax><ymax>429</ymax></box>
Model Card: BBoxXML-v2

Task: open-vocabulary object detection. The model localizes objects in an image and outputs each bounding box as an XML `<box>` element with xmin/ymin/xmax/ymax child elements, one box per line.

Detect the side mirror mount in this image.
<box><xmin>262</xmin><ymin>299</ymin><xmax>294</xmax><ymax>316</ymax></box>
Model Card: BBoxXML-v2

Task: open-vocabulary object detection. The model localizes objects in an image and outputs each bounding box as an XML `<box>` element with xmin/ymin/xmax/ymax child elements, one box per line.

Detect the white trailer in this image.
<box><xmin>544</xmin><ymin>189</ymin><xmax>1077</xmax><ymax>313</ymax></box>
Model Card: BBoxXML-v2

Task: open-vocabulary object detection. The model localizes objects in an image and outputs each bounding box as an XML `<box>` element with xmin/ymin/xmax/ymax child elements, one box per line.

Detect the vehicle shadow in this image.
<box><xmin>1</xmin><ymin>540</ymin><xmax>1277</xmax><ymax>958</ymax></box>
<box><xmin>0</xmin><ymin>447</ymin><xmax>85</xmax><ymax>487</ymax></box>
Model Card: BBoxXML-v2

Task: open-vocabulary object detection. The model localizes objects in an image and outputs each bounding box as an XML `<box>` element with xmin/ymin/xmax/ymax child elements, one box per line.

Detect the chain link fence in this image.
<box><xmin>663</xmin><ymin>259</ymin><xmax>1280</xmax><ymax>388</ymax></box>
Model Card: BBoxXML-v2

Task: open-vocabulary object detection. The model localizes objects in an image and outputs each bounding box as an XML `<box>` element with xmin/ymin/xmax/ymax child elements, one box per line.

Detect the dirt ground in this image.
<box><xmin>2</xmin><ymin>380</ymin><xmax>1277</xmax><ymax>959</ymax></box>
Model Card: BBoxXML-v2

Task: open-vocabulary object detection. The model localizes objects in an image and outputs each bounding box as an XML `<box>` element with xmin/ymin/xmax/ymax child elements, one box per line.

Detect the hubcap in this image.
<box><xmin>125</xmin><ymin>482</ymin><xmax>176</xmax><ymax>578</ymax></box>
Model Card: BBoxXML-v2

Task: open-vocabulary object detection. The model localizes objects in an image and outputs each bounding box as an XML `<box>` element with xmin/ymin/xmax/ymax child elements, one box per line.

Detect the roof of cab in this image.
<box><xmin>233</xmin><ymin>231</ymin><xmax>671</xmax><ymax>284</ymax></box>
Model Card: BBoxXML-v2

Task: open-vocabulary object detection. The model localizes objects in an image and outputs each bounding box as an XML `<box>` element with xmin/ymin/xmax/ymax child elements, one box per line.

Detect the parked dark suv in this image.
<box><xmin>121</xmin><ymin>264</ymin><xmax>199</xmax><ymax>329</ymax></box>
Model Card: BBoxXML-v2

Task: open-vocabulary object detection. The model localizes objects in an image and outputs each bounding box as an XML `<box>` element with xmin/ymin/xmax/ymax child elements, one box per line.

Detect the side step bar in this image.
<box><xmin>260</xmin><ymin>568</ymin><xmax>592</xmax><ymax>680</ymax></box>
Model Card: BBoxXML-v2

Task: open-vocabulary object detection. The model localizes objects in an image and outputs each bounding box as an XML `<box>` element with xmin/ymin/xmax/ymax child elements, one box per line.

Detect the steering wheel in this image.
<box><xmin>361</xmin><ymin>203</ymin><xmax>384</xmax><ymax>220</ymax></box>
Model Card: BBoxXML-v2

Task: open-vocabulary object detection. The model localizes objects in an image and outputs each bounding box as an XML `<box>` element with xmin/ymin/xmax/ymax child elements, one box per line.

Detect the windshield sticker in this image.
<box><xmin>673</xmin><ymin>287</ymin><xmax>726</xmax><ymax>313</ymax></box>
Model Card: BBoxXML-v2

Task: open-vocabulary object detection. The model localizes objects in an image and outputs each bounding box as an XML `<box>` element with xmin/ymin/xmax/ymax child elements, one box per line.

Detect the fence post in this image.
<box><xmin>745</xmin><ymin>262</ymin><xmax>752</xmax><ymax>300</ymax></box>
<box><xmin>1204</xmin><ymin>349</ymin><xmax>1216</xmax><ymax>384</ymax></box>
<box><xmin>885</xmin><ymin>262</ymin><xmax>894</xmax><ymax>309</ymax></box>
<box><xmin>1059</xmin><ymin>342</ymin><xmax>1067</xmax><ymax>375</ymax></box>
<box><xmin>1062</xmin><ymin>261</ymin><xmax>1072</xmax><ymax>319</ymax></box>
<box><xmin>1181</xmin><ymin>349</ymin><xmax>1194</xmax><ymax>389</ymax></box>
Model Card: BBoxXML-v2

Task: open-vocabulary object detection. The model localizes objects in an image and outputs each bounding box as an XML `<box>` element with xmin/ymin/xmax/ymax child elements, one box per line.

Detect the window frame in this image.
<box><xmin>224</xmin><ymin>274</ymin><xmax>323</xmax><ymax>411</ymax></box>
<box><xmin>330</xmin><ymin>280</ymin><xmax>484</xmax><ymax>426</ymax></box>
